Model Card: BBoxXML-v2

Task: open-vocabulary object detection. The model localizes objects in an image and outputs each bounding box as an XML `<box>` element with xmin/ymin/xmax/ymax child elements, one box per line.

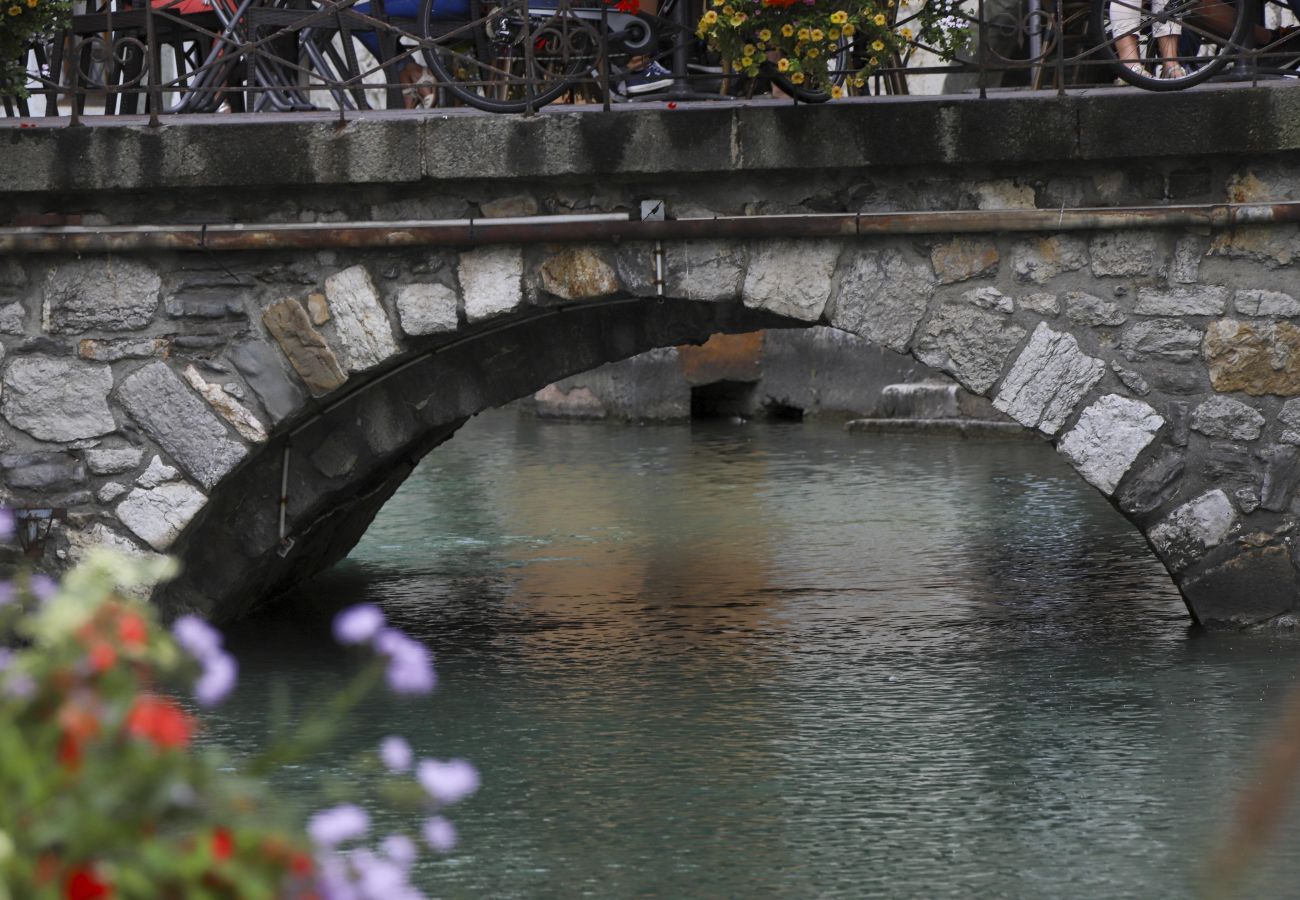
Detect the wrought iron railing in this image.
<box><xmin>3</xmin><ymin>0</ymin><xmax>1298</xmax><ymax>120</ymax></box>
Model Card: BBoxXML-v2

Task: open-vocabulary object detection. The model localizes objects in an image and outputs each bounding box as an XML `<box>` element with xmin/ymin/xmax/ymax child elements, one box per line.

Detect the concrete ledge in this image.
<box><xmin>844</xmin><ymin>418</ymin><xmax>1038</xmax><ymax>438</ymax></box>
<box><xmin>4</xmin><ymin>83</ymin><xmax>1300</xmax><ymax>195</ymax></box>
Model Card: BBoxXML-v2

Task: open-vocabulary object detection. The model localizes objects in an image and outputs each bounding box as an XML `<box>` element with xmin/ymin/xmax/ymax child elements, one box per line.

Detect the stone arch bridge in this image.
<box><xmin>4</xmin><ymin>88</ymin><xmax>1300</xmax><ymax>626</ymax></box>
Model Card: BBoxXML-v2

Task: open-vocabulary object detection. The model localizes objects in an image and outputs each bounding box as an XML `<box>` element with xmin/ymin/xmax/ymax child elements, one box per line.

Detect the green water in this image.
<box><xmin>212</xmin><ymin>410</ymin><xmax>1300</xmax><ymax>898</ymax></box>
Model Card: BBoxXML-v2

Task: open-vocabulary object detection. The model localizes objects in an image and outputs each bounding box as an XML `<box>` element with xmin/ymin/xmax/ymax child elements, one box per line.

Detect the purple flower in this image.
<box><xmin>351</xmin><ymin>849</ymin><xmax>408</xmax><ymax>898</ymax></box>
<box><xmin>29</xmin><ymin>575</ymin><xmax>57</xmax><ymax>603</ymax></box>
<box><xmin>380</xmin><ymin>735</ymin><xmax>413</xmax><ymax>773</ymax></box>
<box><xmin>381</xmin><ymin>834</ymin><xmax>417</xmax><ymax>869</ymax></box>
<box><xmin>333</xmin><ymin>604</ymin><xmax>385</xmax><ymax>646</ymax></box>
<box><xmin>375</xmin><ymin>629</ymin><xmax>435</xmax><ymax>696</ymax></box>
<box><xmin>195</xmin><ymin>651</ymin><xmax>238</xmax><ymax>707</ymax></box>
<box><xmin>0</xmin><ymin>648</ymin><xmax>13</xmax><ymax>671</ymax></box>
<box><xmin>308</xmin><ymin>804</ymin><xmax>370</xmax><ymax>848</ymax></box>
<box><xmin>314</xmin><ymin>854</ymin><xmax>359</xmax><ymax>900</ymax></box>
<box><xmin>416</xmin><ymin>758</ymin><xmax>479</xmax><ymax>806</ymax></box>
<box><xmin>4</xmin><ymin>672</ymin><xmax>34</xmax><ymax>699</ymax></box>
<box><xmin>173</xmin><ymin>615</ymin><xmax>223</xmax><ymax>662</ymax></box>
<box><xmin>0</xmin><ymin>509</ymin><xmax>13</xmax><ymax>542</ymax></box>
<box><xmin>423</xmin><ymin>817</ymin><xmax>457</xmax><ymax>854</ymax></box>
<box><xmin>0</xmin><ymin>582</ymin><xmax>14</xmax><ymax>608</ymax></box>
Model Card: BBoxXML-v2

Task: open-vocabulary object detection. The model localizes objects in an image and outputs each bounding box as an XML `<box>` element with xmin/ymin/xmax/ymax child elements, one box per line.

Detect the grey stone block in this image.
<box><xmin>42</xmin><ymin>259</ymin><xmax>160</xmax><ymax>333</ymax></box>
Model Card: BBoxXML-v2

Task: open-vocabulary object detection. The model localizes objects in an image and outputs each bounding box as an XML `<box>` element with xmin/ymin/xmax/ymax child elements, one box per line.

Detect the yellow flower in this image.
<box><xmin>842</xmin><ymin>23</ymin><xmax>855</xmax><ymax>35</ymax></box>
<box><xmin>25</xmin><ymin>0</ymin><xmax>36</xmax><ymax>7</ymax></box>
<box><xmin>869</xmin><ymin>55</ymin><xmax>878</xmax><ymax>64</ymax></box>
<box><xmin>743</xmin><ymin>43</ymin><xmax>757</xmax><ymax>55</ymax></box>
<box><xmin>810</xmin><ymin>28</ymin><xmax>824</xmax><ymax>40</ymax></box>
<box><xmin>873</xmin><ymin>12</ymin><xmax>886</xmax><ymax>24</ymax></box>
<box><xmin>797</xmin><ymin>27</ymin><xmax>810</xmax><ymax>40</ymax></box>
<box><xmin>807</xmin><ymin>47</ymin><xmax>820</xmax><ymax>57</ymax></box>
<box><xmin>741</xmin><ymin>55</ymin><xmax>754</xmax><ymax>68</ymax></box>
<box><xmin>702</xmin><ymin>9</ymin><xmax>718</xmax><ymax>22</ymax></box>
<box><xmin>831</xmin><ymin>85</ymin><xmax>843</xmax><ymax>98</ymax></box>
<box><xmin>828</xmin><ymin>27</ymin><xmax>839</xmax><ymax>39</ymax></box>
<box><xmin>900</xmin><ymin>26</ymin><xmax>913</xmax><ymax>39</ymax></box>
<box><xmin>871</xmin><ymin>38</ymin><xmax>884</xmax><ymax>50</ymax></box>
<box><xmin>758</xmin><ymin>28</ymin><xmax>772</xmax><ymax>41</ymax></box>
<box><xmin>729</xmin><ymin>13</ymin><xmax>745</xmax><ymax>25</ymax></box>
<box><xmin>777</xmin><ymin>57</ymin><xmax>790</xmax><ymax>71</ymax></box>
<box><xmin>853</xmin><ymin>75</ymin><xmax>865</xmax><ymax>86</ymax></box>
<box><xmin>7</xmin><ymin>4</ymin><xmax>20</xmax><ymax>13</ymax></box>
<box><xmin>791</xmin><ymin>71</ymin><xmax>806</xmax><ymax>83</ymax></box>
<box><xmin>721</xmin><ymin>4</ymin><xmax>734</xmax><ymax>14</ymax></box>
<box><xmin>830</xmin><ymin>9</ymin><xmax>847</xmax><ymax>23</ymax></box>
<box><xmin>781</xmin><ymin>23</ymin><xmax>794</xmax><ymax>36</ymax></box>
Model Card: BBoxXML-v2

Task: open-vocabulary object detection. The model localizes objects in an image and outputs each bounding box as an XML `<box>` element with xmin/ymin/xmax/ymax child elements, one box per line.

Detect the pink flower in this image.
<box><xmin>375</xmin><ymin>629</ymin><xmax>435</xmax><ymax>696</ymax></box>
<box><xmin>380</xmin><ymin>736</ymin><xmax>413</xmax><ymax>772</ymax></box>
<box><xmin>416</xmin><ymin>758</ymin><xmax>479</xmax><ymax>806</ymax></box>
<box><xmin>195</xmin><ymin>652</ymin><xmax>237</xmax><ymax>707</ymax></box>
<box><xmin>308</xmin><ymin>804</ymin><xmax>369</xmax><ymax>847</ymax></box>
<box><xmin>333</xmin><ymin>604</ymin><xmax>384</xmax><ymax>645</ymax></box>
<box><xmin>423</xmin><ymin>817</ymin><xmax>457</xmax><ymax>853</ymax></box>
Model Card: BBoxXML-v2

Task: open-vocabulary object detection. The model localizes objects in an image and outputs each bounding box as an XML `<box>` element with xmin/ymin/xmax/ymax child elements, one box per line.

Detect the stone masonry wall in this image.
<box><xmin>4</xmin><ymin>142</ymin><xmax>1300</xmax><ymax>625</ymax></box>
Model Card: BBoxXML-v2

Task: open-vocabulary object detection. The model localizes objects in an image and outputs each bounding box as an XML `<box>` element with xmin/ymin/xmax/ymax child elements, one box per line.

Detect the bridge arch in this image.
<box><xmin>5</xmin><ymin>225</ymin><xmax>1294</xmax><ymax>627</ymax></box>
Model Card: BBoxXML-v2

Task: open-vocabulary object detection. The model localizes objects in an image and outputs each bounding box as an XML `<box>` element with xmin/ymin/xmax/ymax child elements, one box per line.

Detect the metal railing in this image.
<box><xmin>3</xmin><ymin>0</ymin><xmax>1299</xmax><ymax>121</ymax></box>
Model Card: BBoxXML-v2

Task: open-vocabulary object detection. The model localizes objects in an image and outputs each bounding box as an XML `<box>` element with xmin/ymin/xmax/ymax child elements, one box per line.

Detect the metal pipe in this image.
<box><xmin>5</xmin><ymin>202</ymin><xmax>1300</xmax><ymax>254</ymax></box>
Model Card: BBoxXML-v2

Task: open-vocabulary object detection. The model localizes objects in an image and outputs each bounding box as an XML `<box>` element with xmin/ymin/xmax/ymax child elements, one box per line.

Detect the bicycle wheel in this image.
<box><xmin>767</xmin><ymin>37</ymin><xmax>853</xmax><ymax>102</ymax></box>
<box><xmin>420</xmin><ymin>0</ymin><xmax>597</xmax><ymax>112</ymax></box>
<box><xmin>1091</xmin><ymin>0</ymin><xmax>1249</xmax><ymax>90</ymax></box>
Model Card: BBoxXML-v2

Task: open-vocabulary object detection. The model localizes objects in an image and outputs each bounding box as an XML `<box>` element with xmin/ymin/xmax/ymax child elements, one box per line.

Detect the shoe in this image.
<box><xmin>1113</xmin><ymin>60</ymin><xmax>1145</xmax><ymax>85</ymax></box>
<box><xmin>1159</xmin><ymin>61</ymin><xmax>1188</xmax><ymax>79</ymax></box>
<box><xmin>617</xmin><ymin>60</ymin><xmax>673</xmax><ymax>95</ymax></box>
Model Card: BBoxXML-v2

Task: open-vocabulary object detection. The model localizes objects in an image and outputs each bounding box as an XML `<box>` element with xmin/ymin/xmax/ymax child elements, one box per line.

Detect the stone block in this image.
<box><xmin>1147</xmin><ymin>489</ymin><xmax>1235</xmax><ymax>572</ymax></box>
<box><xmin>1190</xmin><ymin>396</ymin><xmax>1265</xmax><ymax>441</ymax></box>
<box><xmin>1169</xmin><ymin>235</ymin><xmax>1207</xmax><ymax>284</ymax></box>
<box><xmin>262</xmin><ymin>298</ymin><xmax>348</xmax><ymax>396</ymax></box>
<box><xmin>1260</xmin><ymin>445</ymin><xmax>1300</xmax><ymax>512</ymax></box>
<box><xmin>307</xmin><ymin>293</ymin><xmax>331</xmax><ymax>325</ymax></box>
<box><xmin>96</xmin><ymin>482</ymin><xmax>129</xmax><ymax>504</ymax></box>
<box><xmin>1202</xmin><ymin>441</ymin><xmax>1256</xmax><ymax>486</ymax></box>
<box><xmin>1111</xmin><ymin>362</ymin><xmax>1150</xmax><ymax>396</ymax></box>
<box><xmin>930</xmin><ymin>237</ymin><xmax>998</xmax><ymax>284</ymax></box>
<box><xmin>742</xmin><ymin>240</ymin><xmax>839</xmax><ymax>322</ymax></box>
<box><xmin>1064</xmin><ymin>291</ymin><xmax>1127</xmax><ymax>327</ymax></box>
<box><xmin>0</xmin><ymin>452</ymin><xmax>85</xmax><ymax>491</ymax></box>
<box><xmin>78</xmin><ymin>337</ymin><xmax>168</xmax><ymax>362</ymax></box>
<box><xmin>164</xmin><ymin>293</ymin><xmax>247</xmax><ymax>319</ymax></box>
<box><xmin>663</xmin><ymin>241</ymin><xmax>747</xmax><ymax>302</ymax></box>
<box><xmin>960</xmin><ymin>286</ymin><xmax>1013</xmax><ymax>313</ymax></box>
<box><xmin>0</xmin><ymin>302</ymin><xmax>25</xmax><ymax>334</ymax></box>
<box><xmin>323</xmin><ymin>266</ymin><xmax>400</xmax><ymax>372</ymax></box>
<box><xmin>115</xmin><ymin>481</ymin><xmax>207</xmax><ymax>551</ymax></box>
<box><xmin>974</xmin><ymin>180</ymin><xmax>1035</xmax><ymax>210</ymax></box>
<box><xmin>116</xmin><ymin>362</ymin><xmax>248</xmax><ymax>490</ymax></box>
<box><xmin>85</xmin><ymin>446</ymin><xmax>144</xmax><ymax>475</ymax></box>
<box><xmin>42</xmin><ymin>259</ymin><xmax>160</xmax><ymax>333</ymax></box>
<box><xmin>1012</xmin><ymin>235</ymin><xmax>1088</xmax><ymax>285</ymax></box>
<box><xmin>136</xmin><ymin>455</ymin><xmax>179</xmax><ymax>489</ymax></box>
<box><xmin>396</xmin><ymin>283</ymin><xmax>459</xmax><ymax>336</ymax></box>
<box><xmin>994</xmin><ymin>322</ymin><xmax>1105</xmax><ymax>434</ymax></box>
<box><xmin>181</xmin><ymin>365</ymin><xmax>269</xmax><ymax>443</ymax></box>
<box><xmin>1117</xmin><ymin>447</ymin><xmax>1185</xmax><ymax>516</ymax></box>
<box><xmin>480</xmin><ymin>194</ymin><xmax>539</xmax><ymax>218</ymax></box>
<box><xmin>539</xmin><ymin>247</ymin><xmax>619</xmax><ymax>301</ymax></box>
<box><xmin>1120</xmin><ymin>319</ymin><xmax>1202</xmax><ymax>363</ymax></box>
<box><xmin>226</xmin><ymin>341</ymin><xmax>307</xmax><ymax>423</ymax></box>
<box><xmin>1090</xmin><ymin>231</ymin><xmax>1158</xmax><ymax>277</ymax></box>
<box><xmin>1209</xmin><ymin>225</ymin><xmax>1298</xmax><ymax>268</ymax></box>
<box><xmin>533</xmin><ymin>384</ymin><xmax>608</xmax><ymax>419</ymax></box>
<box><xmin>459</xmin><ymin>247</ymin><xmax>524</xmax><ymax>323</ymax></box>
<box><xmin>1203</xmin><ymin>319</ymin><xmax>1300</xmax><ymax>396</ymax></box>
<box><xmin>1019</xmin><ymin>292</ymin><xmax>1060</xmax><ymax>316</ymax></box>
<box><xmin>1234</xmin><ymin>289</ymin><xmax>1300</xmax><ymax>317</ymax></box>
<box><xmin>1134</xmin><ymin>286</ymin><xmax>1228</xmax><ymax>316</ymax></box>
<box><xmin>915</xmin><ymin>302</ymin><xmax>1026</xmax><ymax>394</ymax></box>
<box><xmin>827</xmin><ymin>248</ymin><xmax>934</xmax><ymax>353</ymax></box>
<box><xmin>1182</xmin><ymin>544</ymin><xmax>1299</xmax><ymax>626</ymax></box>
<box><xmin>0</xmin><ymin>356</ymin><xmax>115</xmax><ymax>442</ymax></box>
<box><xmin>1058</xmin><ymin>394</ymin><xmax>1164</xmax><ymax>494</ymax></box>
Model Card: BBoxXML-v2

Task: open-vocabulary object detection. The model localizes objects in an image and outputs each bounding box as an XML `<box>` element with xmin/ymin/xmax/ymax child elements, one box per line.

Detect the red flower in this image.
<box><xmin>117</xmin><ymin>613</ymin><xmax>148</xmax><ymax>650</ymax></box>
<box><xmin>614</xmin><ymin>0</ymin><xmax>640</xmax><ymax>11</ymax></box>
<box><xmin>65</xmin><ymin>865</ymin><xmax>112</xmax><ymax>900</ymax></box>
<box><xmin>289</xmin><ymin>852</ymin><xmax>313</xmax><ymax>876</ymax></box>
<box><xmin>58</xmin><ymin>733</ymin><xmax>82</xmax><ymax>770</ymax></box>
<box><xmin>89</xmin><ymin>643</ymin><xmax>116</xmax><ymax>673</ymax></box>
<box><xmin>125</xmin><ymin>695</ymin><xmax>194</xmax><ymax>750</ymax></box>
<box><xmin>211</xmin><ymin>828</ymin><xmax>234</xmax><ymax>861</ymax></box>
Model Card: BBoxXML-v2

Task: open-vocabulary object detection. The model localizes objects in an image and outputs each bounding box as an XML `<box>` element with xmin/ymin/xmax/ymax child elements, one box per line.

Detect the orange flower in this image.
<box><xmin>88</xmin><ymin>643</ymin><xmax>116</xmax><ymax>673</ymax></box>
<box><xmin>117</xmin><ymin>613</ymin><xmax>147</xmax><ymax>649</ymax></box>
<box><xmin>125</xmin><ymin>695</ymin><xmax>193</xmax><ymax>750</ymax></box>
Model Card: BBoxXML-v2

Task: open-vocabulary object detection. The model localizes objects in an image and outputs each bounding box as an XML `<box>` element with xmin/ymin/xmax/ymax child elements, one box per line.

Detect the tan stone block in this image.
<box><xmin>930</xmin><ymin>237</ymin><xmax>999</xmax><ymax>285</ymax></box>
<box><xmin>307</xmin><ymin>292</ymin><xmax>331</xmax><ymax>326</ymax></box>
<box><xmin>539</xmin><ymin>247</ymin><xmax>619</xmax><ymax>301</ymax></box>
<box><xmin>1204</xmin><ymin>318</ymin><xmax>1300</xmax><ymax>396</ymax></box>
<box><xmin>262</xmin><ymin>298</ymin><xmax>347</xmax><ymax>396</ymax></box>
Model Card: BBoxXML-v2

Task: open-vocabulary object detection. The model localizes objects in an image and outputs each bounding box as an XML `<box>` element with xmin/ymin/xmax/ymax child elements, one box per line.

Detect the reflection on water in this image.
<box><xmin>214</xmin><ymin>410</ymin><xmax>1300</xmax><ymax>898</ymax></box>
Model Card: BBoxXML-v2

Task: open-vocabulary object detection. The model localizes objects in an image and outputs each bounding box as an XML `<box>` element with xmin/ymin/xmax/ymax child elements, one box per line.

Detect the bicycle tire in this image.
<box><xmin>767</xmin><ymin>37</ymin><xmax>853</xmax><ymax>101</ymax></box>
<box><xmin>419</xmin><ymin>0</ymin><xmax>591</xmax><ymax>113</ymax></box>
<box><xmin>1091</xmin><ymin>0</ymin><xmax>1249</xmax><ymax>90</ymax></box>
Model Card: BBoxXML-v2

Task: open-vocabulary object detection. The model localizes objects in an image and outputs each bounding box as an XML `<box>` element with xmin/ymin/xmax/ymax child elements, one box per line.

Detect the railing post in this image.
<box><xmin>521</xmin><ymin>0</ymin><xmax>536</xmax><ymax>115</ymax></box>
<box><xmin>144</xmin><ymin>0</ymin><xmax>163</xmax><ymax>125</ymax></box>
<box><xmin>977</xmin><ymin>0</ymin><xmax>987</xmax><ymax>98</ymax></box>
<box><xmin>1053</xmin><ymin>0</ymin><xmax>1065</xmax><ymax>95</ymax></box>
<box><xmin>600</xmin><ymin>2</ymin><xmax>610</xmax><ymax>112</ymax></box>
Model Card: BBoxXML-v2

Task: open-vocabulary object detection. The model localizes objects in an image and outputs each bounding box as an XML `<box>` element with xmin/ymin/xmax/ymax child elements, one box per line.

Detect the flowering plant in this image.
<box><xmin>696</xmin><ymin>0</ymin><xmax>968</xmax><ymax>96</ymax></box>
<box><xmin>0</xmin><ymin>539</ymin><xmax>478</xmax><ymax>898</ymax></box>
<box><xmin>0</xmin><ymin>0</ymin><xmax>68</xmax><ymax>98</ymax></box>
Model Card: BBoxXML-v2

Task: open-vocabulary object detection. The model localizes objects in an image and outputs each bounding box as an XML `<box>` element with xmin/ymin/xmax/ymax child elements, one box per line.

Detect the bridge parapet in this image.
<box><xmin>4</xmin><ymin>92</ymin><xmax>1300</xmax><ymax>625</ymax></box>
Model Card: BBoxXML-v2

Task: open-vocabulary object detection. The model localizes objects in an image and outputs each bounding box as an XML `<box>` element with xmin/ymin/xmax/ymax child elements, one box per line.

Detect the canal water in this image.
<box><xmin>212</xmin><ymin>409</ymin><xmax>1300</xmax><ymax>899</ymax></box>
